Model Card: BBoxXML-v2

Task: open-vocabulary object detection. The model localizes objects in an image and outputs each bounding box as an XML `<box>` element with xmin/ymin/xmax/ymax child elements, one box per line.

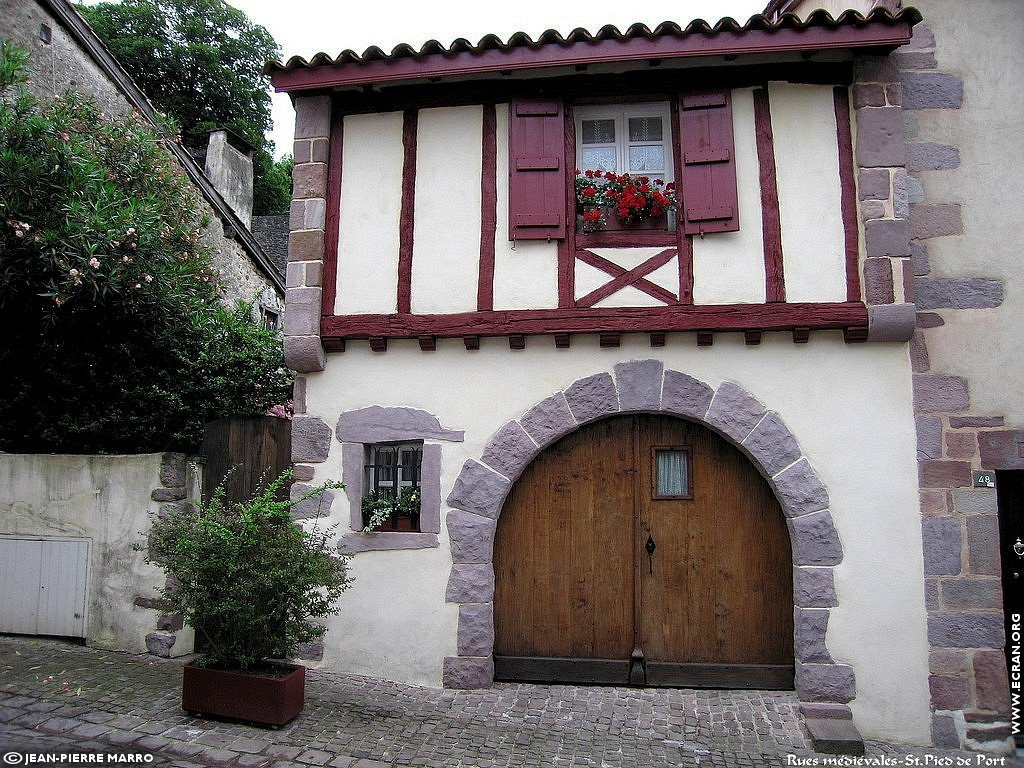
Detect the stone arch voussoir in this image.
<box><xmin>442</xmin><ymin>361</ymin><xmax>853</xmax><ymax>710</ymax></box>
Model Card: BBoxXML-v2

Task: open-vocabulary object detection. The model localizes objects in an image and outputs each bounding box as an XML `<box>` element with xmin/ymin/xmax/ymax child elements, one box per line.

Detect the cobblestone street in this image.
<box><xmin>0</xmin><ymin>637</ymin><xmax>1018</xmax><ymax>768</ymax></box>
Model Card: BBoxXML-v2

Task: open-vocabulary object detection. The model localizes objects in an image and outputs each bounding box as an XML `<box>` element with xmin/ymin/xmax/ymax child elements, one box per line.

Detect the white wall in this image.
<box><xmin>335</xmin><ymin>111</ymin><xmax>405</xmax><ymax>315</ymax></box>
<box><xmin>411</xmin><ymin>106</ymin><xmax>483</xmax><ymax>314</ymax></box>
<box><xmin>301</xmin><ymin>335</ymin><xmax>929</xmax><ymax>743</ymax></box>
<box><xmin>0</xmin><ymin>454</ymin><xmax>191</xmax><ymax>656</ymax></box>
<box><xmin>334</xmin><ymin>88</ymin><xmax>855</xmax><ymax>315</ymax></box>
<box><xmin>771</xmin><ymin>83</ymin><xmax>848</xmax><ymax>303</ymax></box>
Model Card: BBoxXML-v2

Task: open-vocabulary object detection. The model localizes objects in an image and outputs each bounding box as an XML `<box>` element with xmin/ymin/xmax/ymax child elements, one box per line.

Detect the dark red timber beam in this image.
<box><xmin>833</xmin><ymin>86</ymin><xmax>862</xmax><ymax>302</ymax></box>
<box><xmin>321</xmin><ymin>113</ymin><xmax>344</xmax><ymax>318</ymax></box>
<box><xmin>320</xmin><ymin>302</ymin><xmax>867</xmax><ymax>339</ymax></box>
<box><xmin>477</xmin><ymin>103</ymin><xmax>497</xmax><ymax>311</ymax></box>
<box><xmin>270</xmin><ymin>14</ymin><xmax>918</xmax><ymax>93</ymax></box>
<box><xmin>753</xmin><ymin>87</ymin><xmax>785</xmax><ymax>303</ymax></box>
<box><xmin>397</xmin><ymin>110</ymin><xmax>418</xmax><ymax>314</ymax></box>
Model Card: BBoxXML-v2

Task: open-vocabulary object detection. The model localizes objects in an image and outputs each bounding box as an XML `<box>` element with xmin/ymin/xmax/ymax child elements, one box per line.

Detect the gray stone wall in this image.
<box><xmin>1</xmin><ymin>0</ymin><xmax>282</xmax><ymax>319</ymax></box>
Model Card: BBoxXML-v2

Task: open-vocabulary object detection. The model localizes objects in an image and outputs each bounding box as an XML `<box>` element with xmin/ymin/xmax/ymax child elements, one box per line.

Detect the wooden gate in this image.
<box><xmin>201</xmin><ymin>415</ymin><xmax>292</xmax><ymax>505</ymax></box>
<box><xmin>493</xmin><ymin>414</ymin><xmax>793</xmax><ymax>688</ymax></box>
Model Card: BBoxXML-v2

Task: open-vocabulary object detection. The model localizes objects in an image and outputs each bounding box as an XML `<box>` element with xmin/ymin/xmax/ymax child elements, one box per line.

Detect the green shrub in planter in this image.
<box><xmin>144</xmin><ymin>472</ymin><xmax>350</xmax><ymax>671</ymax></box>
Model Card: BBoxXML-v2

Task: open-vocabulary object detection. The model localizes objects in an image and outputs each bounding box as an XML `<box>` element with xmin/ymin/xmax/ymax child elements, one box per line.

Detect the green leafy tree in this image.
<box><xmin>253</xmin><ymin>152</ymin><xmax>294</xmax><ymax>217</ymax></box>
<box><xmin>78</xmin><ymin>0</ymin><xmax>292</xmax><ymax>214</ymax></box>
<box><xmin>0</xmin><ymin>41</ymin><xmax>291</xmax><ymax>453</ymax></box>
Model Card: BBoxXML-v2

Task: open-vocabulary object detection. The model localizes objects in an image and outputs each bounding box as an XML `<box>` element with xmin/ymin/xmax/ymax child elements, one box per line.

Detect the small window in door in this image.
<box><xmin>652</xmin><ymin>447</ymin><xmax>691</xmax><ymax>500</ymax></box>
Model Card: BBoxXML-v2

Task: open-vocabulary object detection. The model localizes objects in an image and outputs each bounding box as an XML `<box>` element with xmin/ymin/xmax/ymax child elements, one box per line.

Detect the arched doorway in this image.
<box><xmin>493</xmin><ymin>413</ymin><xmax>793</xmax><ymax>688</ymax></box>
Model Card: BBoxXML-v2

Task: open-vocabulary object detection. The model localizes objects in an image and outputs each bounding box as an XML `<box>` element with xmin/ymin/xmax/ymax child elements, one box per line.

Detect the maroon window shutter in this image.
<box><xmin>508</xmin><ymin>98</ymin><xmax>566</xmax><ymax>241</ymax></box>
<box><xmin>678</xmin><ymin>90</ymin><xmax>740</xmax><ymax>235</ymax></box>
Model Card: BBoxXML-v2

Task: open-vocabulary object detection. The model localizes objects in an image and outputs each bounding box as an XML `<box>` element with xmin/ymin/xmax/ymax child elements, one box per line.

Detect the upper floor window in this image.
<box><xmin>575</xmin><ymin>103</ymin><xmax>674</xmax><ymax>184</ymax></box>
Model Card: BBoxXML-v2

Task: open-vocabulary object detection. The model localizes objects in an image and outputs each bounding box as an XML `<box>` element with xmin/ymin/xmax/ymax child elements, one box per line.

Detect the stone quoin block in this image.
<box><xmin>863</xmin><ymin>258</ymin><xmax>895</xmax><ymax>305</ymax></box>
<box><xmin>151</xmin><ymin>487</ymin><xmax>185</xmax><ymax>502</ymax></box>
<box><xmin>905</xmin><ymin>175</ymin><xmax>925</xmax><ymax>204</ymax></box>
<box><xmin>286</xmin><ymin>262</ymin><xmax>304</xmax><ymax>289</ymax></box>
<box><xmin>941</xmin><ymin>579</ymin><xmax>1002</xmax><ymax>610</ymax></box>
<box><xmin>868</xmin><ymin>304</ymin><xmax>916</xmax><ymax>342</ymax></box>
<box><xmin>284</xmin><ymin>335</ymin><xmax>327</xmax><ymax>373</ymax></box>
<box><xmin>446</xmin><ymin>460</ymin><xmax>510</xmax><ymax>520</ymax></box>
<box><xmin>930</xmin><ymin>649</ymin><xmax>969</xmax><ymax>676</ymax></box>
<box><xmin>967</xmin><ymin>515</ymin><xmax>1001</xmax><ymax>576</ymax></box>
<box><xmin>979</xmin><ymin>431</ymin><xmax>1024</xmax><ymax>471</ymax></box>
<box><xmin>931</xmin><ymin>715</ymin><xmax>959</xmax><ymax>749</ymax></box>
<box><xmin>156</xmin><ymin>614</ymin><xmax>184</xmax><ymax>633</ymax></box>
<box><xmin>910</xmin><ymin>331</ymin><xmax>929</xmax><ymax>373</ymax></box>
<box><xmin>795</xmin><ymin>663</ymin><xmax>856</xmax><ymax>703</ymax></box>
<box><xmin>911</xmin><ymin>241</ymin><xmax>930</xmax><ymax>276</ymax></box>
<box><xmin>310</xmin><ymin>139</ymin><xmax>330</xmax><ymax>163</ymax></box>
<box><xmin>918</xmin><ymin>460</ymin><xmax>972</xmax><ymax>489</ymax></box>
<box><xmin>705</xmin><ymin>382</ymin><xmax>766</xmax><ymax>443</ymax></box>
<box><xmin>291</xmin><ymin>465</ymin><xmax>315</xmax><ymax>482</ymax></box>
<box><xmin>864</xmin><ymin>219</ymin><xmax>911</xmax><ymax>259</ymax></box>
<box><xmin>855</xmin><ymin>107</ymin><xmax>905</xmax><ymax>168</ymax></box>
<box><xmin>916</xmin><ymin>279</ymin><xmax>1003</xmax><ymax>310</ymax></box>
<box><xmin>944</xmin><ymin>432</ymin><xmax>977</xmax><ymax>460</ymax></box>
<box><xmin>907</xmin><ymin>143</ymin><xmax>961</xmax><ymax>172</ymax></box>
<box><xmin>793</xmin><ymin>567</ymin><xmax>838</xmax><ymax>608</ymax></box>
<box><xmin>857</xmin><ymin>168</ymin><xmax>890</xmax><ymax>201</ymax></box>
<box><xmin>860</xmin><ymin>201</ymin><xmax>885</xmax><ymax>220</ymax></box>
<box><xmin>892</xmin><ymin>170</ymin><xmax>909</xmax><ymax>219</ymax></box>
<box><xmin>913</xmin><ymin>375</ymin><xmax>969</xmax><ymax>414</ymax></box>
<box><xmin>443</xmin><ymin>655</ymin><xmax>493</xmax><ymax>689</ymax></box>
<box><xmin>305</xmin><ymin>261</ymin><xmax>323</xmax><ymax>288</ymax></box>
<box><xmin>789</xmin><ymin>511</ymin><xmax>843</xmax><ymax>566</ymax></box>
<box><xmin>445</xmin><ymin>564</ymin><xmax>495</xmax><ymax>604</ymax></box>
<box><xmin>292</xmin><ymin>164</ymin><xmax>328</xmax><ymax>199</ymax></box>
<box><xmin>896</xmin><ymin>51</ymin><xmax>937</xmax><ymax>70</ymax></box>
<box><xmin>563</xmin><ymin>373</ymin><xmax>620</xmax><ymax>424</ymax></box>
<box><xmin>288</xmin><ymin>230</ymin><xmax>325</xmax><ymax>263</ymax></box>
<box><xmin>292</xmin><ymin>139</ymin><xmax>312</xmax><ymax>164</ymax></box>
<box><xmin>289</xmin><ymin>484</ymin><xmax>334</xmax><ymax>520</ymax></box>
<box><xmin>481</xmin><ymin>421</ymin><xmax>539</xmax><ymax>480</ymax></box>
<box><xmin>929</xmin><ymin>675</ymin><xmax>971</xmax><ymax>710</ymax></box>
<box><xmin>974</xmin><ymin>650</ymin><xmax>1011</xmax><ymax>713</ymax></box>
<box><xmin>291</xmin><ymin>417</ymin><xmax>332</xmax><ymax>463</ymax></box>
<box><xmin>799</xmin><ymin>703</ymin><xmax>852</xmax><ymax>720</ymax></box>
<box><xmin>519</xmin><ymin>394</ymin><xmax>577</xmax><ymax>448</ymax></box>
<box><xmin>900</xmin><ymin>72</ymin><xmax>964</xmax><ymax>110</ymax></box>
<box><xmin>293</xmin><ymin>95</ymin><xmax>331</xmax><ymax>139</ymax></box>
<box><xmin>925</xmin><ymin>578</ymin><xmax>939</xmax><ymax>611</ymax></box>
<box><xmin>145</xmin><ymin>633</ymin><xmax>176</xmax><ymax>658</ymax></box>
<box><xmin>292</xmin><ymin>377</ymin><xmax>307</xmax><ymax>414</ymax></box>
<box><xmin>614</xmin><ymin>359</ymin><xmax>665</xmax><ymax>412</ymax></box>
<box><xmin>916</xmin><ymin>416</ymin><xmax>942</xmax><ymax>460</ymax></box>
<box><xmin>795</xmin><ymin>609</ymin><xmax>831</xmax><ymax>664</ymax></box>
<box><xmin>159</xmin><ymin>453</ymin><xmax>186</xmax><ymax>488</ymax></box>
<box><xmin>921</xmin><ymin>516</ymin><xmax>962</xmax><ymax>576</ymax></box>
<box><xmin>854</xmin><ymin>55</ymin><xmax>898</xmax><ymax>84</ymax></box>
<box><xmin>661</xmin><ymin>370</ymin><xmax>714</xmax><ymax>421</ymax></box>
<box><xmin>952</xmin><ymin>488</ymin><xmax>997</xmax><ymax>515</ymax></box>
<box><xmin>335</xmin><ymin>406</ymin><xmax>463</xmax><ymax>443</ymax></box>
<box><xmin>283</xmin><ymin>300</ymin><xmax>321</xmax><ymax>337</ymax></box>
<box><xmin>457</xmin><ymin>603</ymin><xmax>494</xmax><ymax>657</ymax></box>
<box><xmin>885</xmin><ymin>83</ymin><xmax>902</xmax><ymax>107</ymax></box>
<box><xmin>927</xmin><ymin>613</ymin><xmax>1004</xmax><ymax>649</ymax></box>
<box><xmin>852</xmin><ymin>84</ymin><xmax>885</xmax><ymax>109</ymax></box>
<box><xmin>911</xmin><ymin>204</ymin><xmax>963</xmax><ymax>240</ymax></box>
<box><xmin>742</xmin><ymin>412</ymin><xmax>801</xmax><ymax>477</ymax></box>
<box><xmin>447</xmin><ymin>510</ymin><xmax>497</xmax><ymax>564</ymax></box>
<box><xmin>920</xmin><ymin>491</ymin><xmax>949</xmax><ymax>516</ymax></box>
<box><xmin>772</xmin><ymin>459</ymin><xmax>830</xmax><ymax>519</ymax></box>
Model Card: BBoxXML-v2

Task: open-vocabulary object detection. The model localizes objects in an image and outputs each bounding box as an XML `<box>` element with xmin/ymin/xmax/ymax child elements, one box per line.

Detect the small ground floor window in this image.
<box><xmin>362</xmin><ymin>443</ymin><xmax>422</xmax><ymax>531</ymax></box>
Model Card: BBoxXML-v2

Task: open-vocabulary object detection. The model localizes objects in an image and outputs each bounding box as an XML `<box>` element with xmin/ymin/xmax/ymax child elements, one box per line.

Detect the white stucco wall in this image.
<box><xmin>771</xmin><ymin>83</ymin><xmax>848</xmax><ymax>303</ymax></box>
<box><xmin>909</xmin><ymin>0</ymin><xmax>1024</xmax><ymax>428</ymax></box>
<box><xmin>334</xmin><ymin>87</ymin><xmax>854</xmax><ymax>314</ymax></box>
<box><xmin>411</xmin><ymin>106</ymin><xmax>483</xmax><ymax>314</ymax></box>
<box><xmin>335</xmin><ymin>111</ymin><xmax>405</xmax><ymax>315</ymax></box>
<box><xmin>301</xmin><ymin>336</ymin><xmax>929</xmax><ymax>743</ymax></box>
<box><xmin>691</xmin><ymin>88</ymin><xmax>767</xmax><ymax>305</ymax></box>
<box><xmin>0</xmin><ymin>454</ymin><xmax>190</xmax><ymax>656</ymax></box>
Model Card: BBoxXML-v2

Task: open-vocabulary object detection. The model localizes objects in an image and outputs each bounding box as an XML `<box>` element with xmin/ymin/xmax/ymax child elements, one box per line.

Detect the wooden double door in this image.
<box><xmin>494</xmin><ymin>414</ymin><xmax>794</xmax><ymax>688</ymax></box>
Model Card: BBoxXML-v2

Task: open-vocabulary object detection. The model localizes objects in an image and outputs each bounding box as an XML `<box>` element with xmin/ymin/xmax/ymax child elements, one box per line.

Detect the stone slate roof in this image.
<box><xmin>250</xmin><ymin>215</ymin><xmax>289</xmax><ymax>282</ymax></box>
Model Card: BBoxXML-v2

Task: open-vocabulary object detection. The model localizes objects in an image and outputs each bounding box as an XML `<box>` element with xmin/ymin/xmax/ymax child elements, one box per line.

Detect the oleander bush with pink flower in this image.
<box><xmin>0</xmin><ymin>41</ymin><xmax>290</xmax><ymax>453</ymax></box>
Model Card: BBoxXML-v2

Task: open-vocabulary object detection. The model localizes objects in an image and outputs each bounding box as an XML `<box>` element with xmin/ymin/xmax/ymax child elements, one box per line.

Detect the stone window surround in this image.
<box><xmin>335</xmin><ymin>406</ymin><xmax>465</xmax><ymax>554</ymax></box>
<box><xmin>440</xmin><ymin>359</ymin><xmax>855</xmax><ymax>722</ymax></box>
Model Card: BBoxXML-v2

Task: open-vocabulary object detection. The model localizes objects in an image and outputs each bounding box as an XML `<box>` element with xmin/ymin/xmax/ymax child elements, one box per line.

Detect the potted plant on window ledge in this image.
<box><xmin>575</xmin><ymin>170</ymin><xmax>677</xmax><ymax>233</ymax></box>
<box><xmin>362</xmin><ymin>487</ymin><xmax>421</xmax><ymax>532</ymax></box>
<box><xmin>144</xmin><ymin>472</ymin><xmax>351</xmax><ymax>727</ymax></box>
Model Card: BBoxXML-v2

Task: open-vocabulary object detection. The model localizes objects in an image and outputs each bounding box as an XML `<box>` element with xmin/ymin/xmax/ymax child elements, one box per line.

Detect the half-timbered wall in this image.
<box><xmin>329</xmin><ymin>87</ymin><xmax>853</xmax><ymax>317</ymax></box>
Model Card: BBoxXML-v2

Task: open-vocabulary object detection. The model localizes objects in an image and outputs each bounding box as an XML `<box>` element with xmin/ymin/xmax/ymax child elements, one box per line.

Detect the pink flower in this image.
<box><xmin>88</xmin><ymin>257</ymin><xmax>100</xmax><ymax>268</ymax></box>
<box><xmin>143</xmin><ymin>274</ymin><xmax>153</xmax><ymax>282</ymax></box>
<box><xmin>68</xmin><ymin>269</ymin><xmax>78</xmax><ymax>276</ymax></box>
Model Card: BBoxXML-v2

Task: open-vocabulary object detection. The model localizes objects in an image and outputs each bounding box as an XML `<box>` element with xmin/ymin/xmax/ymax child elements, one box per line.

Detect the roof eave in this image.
<box><xmin>270</xmin><ymin>16</ymin><xmax>917</xmax><ymax>94</ymax></box>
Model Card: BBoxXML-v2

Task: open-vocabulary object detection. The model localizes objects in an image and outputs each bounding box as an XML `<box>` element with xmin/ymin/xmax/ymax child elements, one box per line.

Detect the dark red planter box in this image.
<box><xmin>182</xmin><ymin>662</ymin><xmax>305</xmax><ymax>727</ymax></box>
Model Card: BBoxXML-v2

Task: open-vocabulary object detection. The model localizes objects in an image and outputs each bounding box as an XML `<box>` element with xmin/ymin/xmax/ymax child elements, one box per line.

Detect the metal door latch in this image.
<box><xmin>646</xmin><ymin>535</ymin><xmax>656</xmax><ymax>574</ymax></box>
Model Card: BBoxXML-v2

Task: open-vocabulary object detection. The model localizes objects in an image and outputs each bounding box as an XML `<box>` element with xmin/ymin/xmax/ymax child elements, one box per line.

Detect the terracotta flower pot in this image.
<box><xmin>182</xmin><ymin>661</ymin><xmax>305</xmax><ymax>727</ymax></box>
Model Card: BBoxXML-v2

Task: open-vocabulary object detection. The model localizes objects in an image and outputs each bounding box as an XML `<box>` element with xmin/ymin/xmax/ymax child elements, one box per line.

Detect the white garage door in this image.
<box><xmin>0</xmin><ymin>536</ymin><xmax>89</xmax><ymax>638</ymax></box>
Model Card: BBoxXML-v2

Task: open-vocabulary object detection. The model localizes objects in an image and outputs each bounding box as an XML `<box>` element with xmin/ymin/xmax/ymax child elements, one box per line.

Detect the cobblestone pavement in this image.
<box><xmin>0</xmin><ymin>636</ymin><xmax>1020</xmax><ymax>768</ymax></box>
